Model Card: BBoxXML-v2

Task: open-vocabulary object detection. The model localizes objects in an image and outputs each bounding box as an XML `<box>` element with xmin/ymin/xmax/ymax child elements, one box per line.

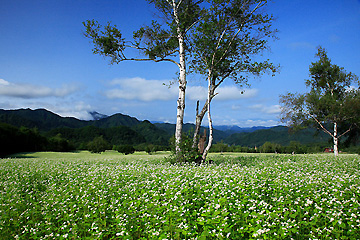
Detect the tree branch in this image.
<box><xmin>338</xmin><ymin>125</ymin><xmax>353</xmax><ymax>139</ymax></box>
<box><xmin>214</xmin><ymin>1</ymin><xmax>264</xmax><ymax>66</ymax></box>
<box><xmin>304</xmin><ymin>109</ymin><xmax>334</xmax><ymax>138</ymax></box>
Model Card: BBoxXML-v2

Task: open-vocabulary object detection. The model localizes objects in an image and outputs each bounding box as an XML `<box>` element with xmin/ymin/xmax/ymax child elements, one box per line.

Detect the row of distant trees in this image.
<box><xmin>87</xmin><ymin>135</ymin><xmax>168</xmax><ymax>154</ymax></box>
<box><xmin>0</xmin><ymin>123</ymin><xmax>73</xmax><ymax>157</ymax></box>
<box><xmin>0</xmin><ymin>122</ymin><xmax>169</xmax><ymax>157</ymax></box>
<box><xmin>210</xmin><ymin>140</ymin><xmax>360</xmax><ymax>154</ymax></box>
<box><xmin>2</xmin><ymin>121</ymin><xmax>359</xmax><ymax>157</ymax></box>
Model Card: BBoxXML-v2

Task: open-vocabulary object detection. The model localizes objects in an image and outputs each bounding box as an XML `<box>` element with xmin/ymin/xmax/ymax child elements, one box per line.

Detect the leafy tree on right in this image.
<box><xmin>280</xmin><ymin>47</ymin><xmax>360</xmax><ymax>156</ymax></box>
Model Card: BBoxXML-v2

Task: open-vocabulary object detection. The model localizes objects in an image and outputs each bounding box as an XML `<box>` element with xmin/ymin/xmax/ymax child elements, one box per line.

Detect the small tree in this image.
<box><xmin>190</xmin><ymin>0</ymin><xmax>278</xmax><ymax>159</ymax></box>
<box><xmin>168</xmin><ymin>132</ymin><xmax>201</xmax><ymax>163</ymax></box>
<box><xmin>280</xmin><ymin>47</ymin><xmax>360</xmax><ymax>156</ymax></box>
<box><xmin>260</xmin><ymin>141</ymin><xmax>282</xmax><ymax>153</ymax></box>
<box><xmin>88</xmin><ymin>136</ymin><xmax>110</xmax><ymax>153</ymax></box>
<box><xmin>116</xmin><ymin>145</ymin><xmax>135</xmax><ymax>155</ymax></box>
<box><xmin>211</xmin><ymin>140</ymin><xmax>229</xmax><ymax>153</ymax></box>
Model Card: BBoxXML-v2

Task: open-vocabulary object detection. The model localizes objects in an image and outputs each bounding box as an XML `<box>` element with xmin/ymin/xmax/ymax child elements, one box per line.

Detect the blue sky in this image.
<box><xmin>0</xmin><ymin>0</ymin><xmax>359</xmax><ymax>127</ymax></box>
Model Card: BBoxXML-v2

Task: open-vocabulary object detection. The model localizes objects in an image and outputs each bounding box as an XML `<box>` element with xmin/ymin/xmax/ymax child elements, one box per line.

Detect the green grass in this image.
<box><xmin>1</xmin><ymin>151</ymin><xmax>359</xmax><ymax>239</ymax></box>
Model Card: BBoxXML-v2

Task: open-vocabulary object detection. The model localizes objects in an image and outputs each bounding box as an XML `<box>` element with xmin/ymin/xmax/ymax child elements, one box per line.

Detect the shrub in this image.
<box><xmin>87</xmin><ymin>136</ymin><xmax>110</xmax><ymax>153</ymax></box>
<box><xmin>260</xmin><ymin>141</ymin><xmax>282</xmax><ymax>153</ymax></box>
<box><xmin>168</xmin><ymin>132</ymin><xmax>201</xmax><ymax>163</ymax></box>
<box><xmin>116</xmin><ymin>144</ymin><xmax>135</xmax><ymax>155</ymax></box>
<box><xmin>48</xmin><ymin>134</ymin><xmax>73</xmax><ymax>152</ymax></box>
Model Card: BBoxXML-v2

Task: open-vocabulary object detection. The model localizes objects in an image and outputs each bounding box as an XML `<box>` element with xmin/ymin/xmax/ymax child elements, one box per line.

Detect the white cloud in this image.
<box><xmin>188</xmin><ymin>86</ymin><xmax>258</xmax><ymax>101</ymax></box>
<box><xmin>243</xmin><ymin>119</ymin><xmax>280</xmax><ymax>127</ymax></box>
<box><xmin>51</xmin><ymin>101</ymin><xmax>93</xmax><ymax>120</ymax></box>
<box><xmin>105</xmin><ymin>77</ymin><xmax>177</xmax><ymax>101</ymax></box>
<box><xmin>105</xmin><ymin>77</ymin><xmax>258</xmax><ymax>102</ymax></box>
<box><xmin>187</xmin><ymin>86</ymin><xmax>207</xmax><ymax>101</ymax></box>
<box><xmin>249</xmin><ymin>104</ymin><xmax>281</xmax><ymax>114</ymax></box>
<box><xmin>0</xmin><ymin>79</ymin><xmax>10</xmax><ymax>85</ymax></box>
<box><xmin>0</xmin><ymin>80</ymin><xmax>79</xmax><ymax>98</ymax></box>
<box><xmin>209</xmin><ymin>115</ymin><xmax>280</xmax><ymax>127</ymax></box>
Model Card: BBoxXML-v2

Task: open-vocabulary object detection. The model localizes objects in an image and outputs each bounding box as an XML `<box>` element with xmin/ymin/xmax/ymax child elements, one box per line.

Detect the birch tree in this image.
<box><xmin>189</xmin><ymin>0</ymin><xmax>278</xmax><ymax>159</ymax></box>
<box><xmin>280</xmin><ymin>47</ymin><xmax>360</xmax><ymax>156</ymax></box>
<box><xmin>83</xmin><ymin>0</ymin><xmax>203</xmax><ymax>159</ymax></box>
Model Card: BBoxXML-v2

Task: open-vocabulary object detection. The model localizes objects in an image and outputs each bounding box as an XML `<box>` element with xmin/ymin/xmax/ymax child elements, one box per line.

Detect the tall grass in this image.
<box><xmin>1</xmin><ymin>152</ymin><xmax>359</xmax><ymax>239</ymax></box>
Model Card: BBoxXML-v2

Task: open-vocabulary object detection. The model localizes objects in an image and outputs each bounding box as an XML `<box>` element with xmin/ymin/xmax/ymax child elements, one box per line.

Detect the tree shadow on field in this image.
<box><xmin>6</xmin><ymin>152</ymin><xmax>37</xmax><ymax>159</ymax></box>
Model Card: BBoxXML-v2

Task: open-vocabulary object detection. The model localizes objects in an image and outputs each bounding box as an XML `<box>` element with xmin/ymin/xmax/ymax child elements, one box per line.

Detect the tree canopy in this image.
<box><xmin>83</xmin><ymin>0</ymin><xmax>278</xmax><ymax>161</ymax></box>
<box><xmin>280</xmin><ymin>47</ymin><xmax>360</xmax><ymax>156</ymax></box>
<box><xmin>184</xmin><ymin>0</ymin><xmax>278</xmax><ymax>159</ymax></box>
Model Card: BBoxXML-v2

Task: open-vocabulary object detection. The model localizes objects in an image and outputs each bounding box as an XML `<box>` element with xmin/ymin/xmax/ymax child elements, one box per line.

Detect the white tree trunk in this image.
<box><xmin>172</xmin><ymin>0</ymin><xmax>187</xmax><ymax>157</ymax></box>
<box><xmin>202</xmin><ymin>73</ymin><xmax>214</xmax><ymax>160</ymax></box>
<box><xmin>175</xmin><ymin>59</ymin><xmax>186</xmax><ymax>155</ymax></box>
<box><xmin>333</xmin><ymin>122</ymin><xmax>339</xmax><ymax>156</ymax></box>
<box><xmin>192</xmin><ymin>100</ymin><xmax>207</xmax><ymax>149</ymax></box>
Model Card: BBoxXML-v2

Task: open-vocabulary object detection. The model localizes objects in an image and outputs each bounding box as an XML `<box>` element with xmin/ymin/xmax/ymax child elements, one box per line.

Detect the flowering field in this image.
<box><xmin>1</xmin><ymin>151</ymin><xmax>360</xmax><ymax>239</ymax></box>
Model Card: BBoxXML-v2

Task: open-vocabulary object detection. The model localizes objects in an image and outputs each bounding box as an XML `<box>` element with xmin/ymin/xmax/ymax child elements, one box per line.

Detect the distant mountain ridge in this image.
<box><xmin>0</xmin><ymin>108</ymin><xmax>331</xmax><ymax>147</ymax></box>
<box><xmin>0</xmin><ymin>108</ymin><xmax>141</xmax><ymax>131</ymax></box>
<box><xmin>0</xmin><ymin>108</ymin><xmax>171</xmax><ymax>148</ymax></box>
<box><xmin>224</xmin><ymin>125</ymin><xmax>329</xmax><ymax>147</ymax></box>
<box><xmin>213</xmin><ymin>125</ymin><xmax>271</xmax><ymax>133</ymax></box>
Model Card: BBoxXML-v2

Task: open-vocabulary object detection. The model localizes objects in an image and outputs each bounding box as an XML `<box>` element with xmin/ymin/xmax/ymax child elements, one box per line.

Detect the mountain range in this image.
<box><xmin>0</xmin><ymin>108</ymin><xmax>330</xmax><ymax>147</ymax></box>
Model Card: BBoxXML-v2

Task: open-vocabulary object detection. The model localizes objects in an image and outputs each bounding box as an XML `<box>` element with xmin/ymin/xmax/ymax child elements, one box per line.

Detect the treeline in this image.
<box><xmin>0</xmin><ymin>122</ymin><xmax>170</xmax><ymax>157</ymax></box>
<box><xmin>45</xmin><ymin>121</ymin><xmax>169</xmax><ymax>149</ymax></box>
<box><xmin>210</xmin><ymin>140</ymin><xmax>360</xmax><ymax>154</ymax></box>
<box><xmin>0</xmin><ymin>123</ymin><xmax>72</xmax><ymax>157</ymax></box>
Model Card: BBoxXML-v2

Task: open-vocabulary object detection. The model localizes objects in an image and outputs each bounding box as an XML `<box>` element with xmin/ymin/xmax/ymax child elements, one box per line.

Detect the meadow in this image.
<box><xmin>0</xmin><ymin>151</ymin><xmax>359</xmax><ymax>239</ymax></box>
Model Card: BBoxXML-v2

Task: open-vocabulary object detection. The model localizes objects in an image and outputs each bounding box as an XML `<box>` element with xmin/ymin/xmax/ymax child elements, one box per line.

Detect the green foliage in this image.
<box><xmin>115</xmin><ymin>144</ymin><xmax>135</xmax><ymax>155</ymax></box>
<box><xmin>1</xmin><ymin>152</ymin><xmax>360</xmax><ymax>239</ymax></box>
<box><xmin>145</xmin><ymin>144</ymin><xmax>160</xmax><ymax>155</ymax></box>
<box><xmin>225</xmin><ymin>126</ymin><xmax>329</xmax><ymax>147</ymax></box>
<box><xmin>210</xmin><ymin>140</ymin><xmax>229</xmax><ymax>153</ymax></box>
<box><xmin>259</xmin><ymin>141</ymin><xmax>282</xmax><ymax>153</ymax></box>
<box><xmin>0</xmin><ymin>123</ymin><xmax>48</xmax><ymax>157</ymax></box>
<box><xmin>83</xmin><ymin>0</ymin><xmax>203</xmax><ymax>64</ymax></box>
<box><xmin>131</xmin><ymin>120</ymin><xmax>170</xmax><ymax>146</ymax></box>
<box><xmin>0</xmin><ymin>108</ymin><xmax>87</xmax><ymax>131</ymax></box>
<box><xmin>87</xmin><ymin>136</ymin><xmax>110</xmax><ymax>153</ymax></box>
<box><xmin>168</xmin><ymin>132</ymin><xmax>201</xmax><ymax>163</ymax></box>
<box><xmin>191</xmin><ymin>0</ymin><xmax>278</xmax><ymax>85</ymax></box>
<box><xmin>48</xmin><ymin>133</ymin><xmax>73</xmax><ymax>152</ymax></box>
<box><xmin>0</xmin><ymin>109</ymin><xmax>143</xmax><ymax>132</ymax></box>
<box><xmin>48</xmin><ymin>126</ymin><xmax>146</xmax><ymax>149</ymax></box>
<box><xmin>280</xmin><ymin>47</ymin><xmax>360</xmax><ymax>137</ymax></box>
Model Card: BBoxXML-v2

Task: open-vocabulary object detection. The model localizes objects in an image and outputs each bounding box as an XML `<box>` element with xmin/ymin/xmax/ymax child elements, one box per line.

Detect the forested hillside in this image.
<box><xmin>224</xmin><ymin>126</ymin><xmax>329</xmax><ymax>147</ymax></box>
<box><xmin>0</xmin><ymin>108</ymin><xmax>342</xmax><ymax>156</ymax></box>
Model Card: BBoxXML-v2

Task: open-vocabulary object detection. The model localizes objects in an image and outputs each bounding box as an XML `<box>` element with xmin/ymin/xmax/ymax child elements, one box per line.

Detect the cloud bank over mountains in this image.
<box><xmin>0</xmin><ymin>77</ymin><xmax>281</xmax><ymax>127</ymax></box>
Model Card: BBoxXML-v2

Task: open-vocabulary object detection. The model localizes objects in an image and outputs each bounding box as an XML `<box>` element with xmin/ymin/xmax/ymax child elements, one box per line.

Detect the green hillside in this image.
<box><xmin>0</xmin><ymin>108</ymin><xmax>340</xmax><ymax>156</ymax></box>
<box><xmin>0</xmin><ymin>108</ymin><xmax>87</xmax><ymax>131</ymax></box>
<box><xmin>224</xmin><ymin>126</ymin><xmax>330</xmax><ymax>147</ymax></box>
<box><xmin>154</xmin><ymin>123</ymin><xmax>228</xmax><ymax>142</ymax></box>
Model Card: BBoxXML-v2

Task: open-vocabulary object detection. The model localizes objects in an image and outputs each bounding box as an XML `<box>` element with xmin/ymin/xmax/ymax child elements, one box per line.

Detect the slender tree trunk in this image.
<box><xmin>172</xmin><ymin>1</ymin><xmax>187</xmax><ymax>158</ymax></box>
<box><xmin>333</xmin><ymin>122</ymin><xmax>339</xmax><ymax>156</ymax></box>
<box><xmin>192</xmin><ymin>100</ymin><xmax>208</xmax><ymax>149</ymax></box>
<box><xmin>175</xmin><ymin>55</ymin><xmax>186</xmax><ymax>156</ymax></box>
<box><xmin>202</xmin><ymin>73</ymin><xmax>214</xmax><ymax>160</ymax></box>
